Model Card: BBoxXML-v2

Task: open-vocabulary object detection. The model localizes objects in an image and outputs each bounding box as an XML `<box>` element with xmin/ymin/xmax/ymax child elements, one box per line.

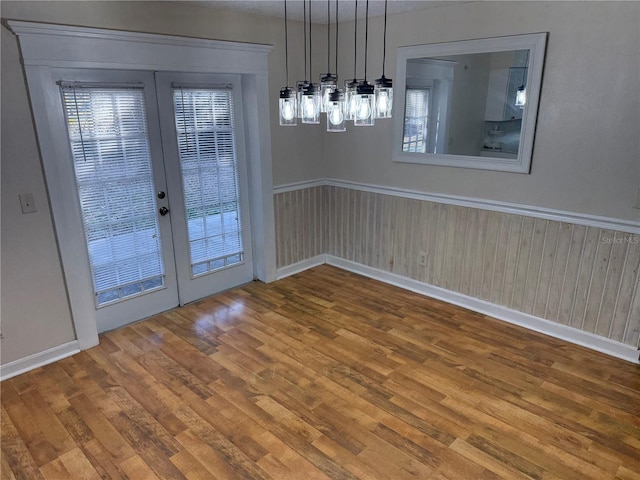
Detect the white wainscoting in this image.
<box><xmin>274</xmin><ymin>186</ymin><xmax>326</xmax><ymax>269</ymax></box>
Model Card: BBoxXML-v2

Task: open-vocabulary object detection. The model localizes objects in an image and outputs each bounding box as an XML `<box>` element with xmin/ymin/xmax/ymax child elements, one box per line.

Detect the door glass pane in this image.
<box><xmin>61</xmin><ymin>87</ymin><xmax>165</xmax><ymax>305</ymax></box>
<box><xmin>172</xmin><ymin>87</ymin><xmax>244</xmax><ymax>276</ymax></box>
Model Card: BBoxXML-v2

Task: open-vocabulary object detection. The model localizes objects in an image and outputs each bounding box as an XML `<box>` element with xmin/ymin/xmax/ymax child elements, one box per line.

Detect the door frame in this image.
<box><xmin>9</xmin><ymin>21</ymin><xmax>277</xmax><ymax>350</ymax></box>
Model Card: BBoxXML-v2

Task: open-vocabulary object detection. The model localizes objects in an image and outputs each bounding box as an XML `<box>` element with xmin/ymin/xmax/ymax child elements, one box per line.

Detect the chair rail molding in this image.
<box><xmin>273</xmin><ymin>179</ymin><xmax>640</xmax><ymax>234</ymax></box>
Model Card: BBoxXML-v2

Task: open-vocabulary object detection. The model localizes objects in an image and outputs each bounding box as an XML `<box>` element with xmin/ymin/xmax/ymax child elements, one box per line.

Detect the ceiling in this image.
<box><xmin>189</xmin><ymin>1</ymin><xmax>467</xmax><ymax>23</ymax></box>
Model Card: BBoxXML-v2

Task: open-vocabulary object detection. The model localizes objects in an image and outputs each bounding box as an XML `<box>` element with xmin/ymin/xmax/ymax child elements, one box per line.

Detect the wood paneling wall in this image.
<box><xmin>274</xmin><ymin>186</ymin><xmax>326</xmax><ymax>269</ymax></box>
<box><xmin>274</xmin><ymin>186</ymin><xmax>640</xmax><ymax>347</ymax></box>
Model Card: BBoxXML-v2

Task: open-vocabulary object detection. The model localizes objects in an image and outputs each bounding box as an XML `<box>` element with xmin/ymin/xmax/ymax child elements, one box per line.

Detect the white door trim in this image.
<box><xmin>8</xmin><ymin>21</ymin><xmax>276</xmax><ymax>350</ymax></box>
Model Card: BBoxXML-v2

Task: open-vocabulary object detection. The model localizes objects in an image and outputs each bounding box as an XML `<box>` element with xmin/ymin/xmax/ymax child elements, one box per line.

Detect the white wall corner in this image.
<box><xmin>243</xmin><ymin>73</ymin><xmax>277</xmax><ymax>283</ymax></box>
<box><xmin>276</xmin><ymin>255</ymin><xmax>327</xmax><ymax>280</ymax></box>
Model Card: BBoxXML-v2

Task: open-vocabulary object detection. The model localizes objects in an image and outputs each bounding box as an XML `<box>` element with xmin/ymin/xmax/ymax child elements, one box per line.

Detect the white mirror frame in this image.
<box><xmin>393</xmin><ymin>33</ymin><xmax>547</xmax><ymax>173</ymax></box>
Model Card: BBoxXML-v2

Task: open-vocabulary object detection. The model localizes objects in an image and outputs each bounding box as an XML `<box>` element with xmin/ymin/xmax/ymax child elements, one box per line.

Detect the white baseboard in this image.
<box><xmin>1</xmin><ymin>341</ymin><xmax>80</xmax><ymax>381</ymax></box>
<box><xmin>276</xmin><ymin>254</ymin><xmax>327</xmax><ymax>280</ymax></box>
<box><xmin>324</xmin><ymin>256</ymin><xmax>640</xmax><ymax>364</ymax></box>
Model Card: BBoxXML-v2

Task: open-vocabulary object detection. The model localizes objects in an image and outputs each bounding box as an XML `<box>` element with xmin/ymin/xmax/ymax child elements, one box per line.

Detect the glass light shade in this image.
<box><xmin>515</xmin><ymin>85</ymin><xmax>527</xmax><ymax>108</ymax></box>
<box><xmin>301</xmin><ymin>83</ymin><xmax>321</xmax><ymax>124</ymax></box>
<box><xmin>319</xmin><ymin>73</ymin><xmax>337</xmax><ymax>113</ymax></box>
<box><xmin>279</xmin><ymin>87</ymin><xmax>297</xmax><ymax>126</ymax></box>
<box><xmin>344</xmin><ymin>79</ymin><xmax>360</xmax><ymax>121</ymax></box>
<box><xmin>296</xmin><ymin>80</ymin><xmax>309</xmax><ymax>118</ymax></box>
<box><xmin>326</xmin><ymin>90</ymin><xmax>346</xmax><ymax>132</ymax></box>
<box><xmin>374</xmin><ymin>75</ymin><xmax>393</xmax><ymax>119</ymax></box>
<box><xmin>354</xmin><ymin>81</ymin><xmax>375</xmax><ymax>126</ymax></box>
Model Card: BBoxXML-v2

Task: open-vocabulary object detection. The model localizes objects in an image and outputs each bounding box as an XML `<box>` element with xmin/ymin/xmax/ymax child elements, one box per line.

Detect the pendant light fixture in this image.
<box><xmin>327</xmin><ymin>0</ymin><xmax>346</xmax><ymax>132</ymax></box>
<box><xmin>354</xmin><ymin>0</ymin><xmax>375</xmax><ymax>126</ymax></box>
<box><xmin>327</xmin><ymin>89</ymin><xmax>346</xmax><ymax>132</ymax></box>
<box><xmin>279</xmin><ymin>0</ymin><xmax>297</xmax><ymax>126</ymax></box>
<box><xmin>319</xmin><ymin>0</ymin><xmax>337</xmax><ymax>113</ymax></box>
<box><xmin>515</xmin><ymin>50</ymin><xmax>529</xmax><ymax>108</ymax></box>
<box><xmin>344</xmin><ymin>0</ymin><xmax>361</xmax><ymax>122</ymax></box>
<box><xmin>374</xmin><ymin>0</ymin><xmax>392</xmax><ymax>118</ymax></box>
<box><xmin>301</xmin><ymin>0</ymin><xmax>321</xmax><ymax>124</ymax></box>
<box><xmin>515</xmin><ymin>84</ymin><xmax>526</xmax><ymax>108</ymax></box>
<box><xmin>296</xmin><ymin>0</ymin><xmax>309</xmax><ymax>119</ymax></box>
<box><xmin>278</xmin><ymin>0</ymin><xmax>392</xmax><ymax>130</ymax></box>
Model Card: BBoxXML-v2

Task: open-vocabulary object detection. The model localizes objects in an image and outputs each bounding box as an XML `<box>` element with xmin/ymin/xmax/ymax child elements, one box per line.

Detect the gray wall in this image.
<box><xmin>323</xmin><ymin>1</ymin><xmax>640</xmax><ymax>222</ymax></box>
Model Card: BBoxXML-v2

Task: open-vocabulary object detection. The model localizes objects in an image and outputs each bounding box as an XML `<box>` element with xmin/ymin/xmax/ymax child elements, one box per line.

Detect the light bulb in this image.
<box><xmin>303</xmin><ymin>97</ymin><xmax>316</xmax><ymax>118</ymax></box>
<box><xmin>377</xmin><ymin>91</ymin><xmax>389</xmax><ymax>114</ymax></box>
<box><xmin>373</xmin><ymin>76</ymin><xmax>393</xmax><ymax>119</ymax></box>
<box><xmin>281</xmin><ymin>100</ymin><xmax>295</xmax><ymax>121</ymax></box>
<box><xmin>356</xmin><ymin>97</ymin><xmax>371</xmax><ymax>120</ymax></box>
<box><xmin>329</xmin><ymin>105</ymin><xmax>344</xmax><ymax>126</ymax></box>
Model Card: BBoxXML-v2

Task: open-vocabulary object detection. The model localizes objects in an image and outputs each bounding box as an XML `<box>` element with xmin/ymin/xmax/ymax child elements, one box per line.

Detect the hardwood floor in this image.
<box><xmin>2</xmin><ymin>265</ymin><xmax>639</xmax><ymax>479</ymax></box>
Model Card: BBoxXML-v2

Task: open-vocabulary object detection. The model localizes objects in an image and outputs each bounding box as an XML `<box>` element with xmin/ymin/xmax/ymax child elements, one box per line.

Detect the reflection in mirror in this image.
<box><xmin>393</xmin><ymin>34</ymin><xmax>547</xmax><ymax>173</ymax></box>
<box><xmin>403</xmin><ymin>49</ymin><xmax>529</xmax><ymax>158</ymax></box>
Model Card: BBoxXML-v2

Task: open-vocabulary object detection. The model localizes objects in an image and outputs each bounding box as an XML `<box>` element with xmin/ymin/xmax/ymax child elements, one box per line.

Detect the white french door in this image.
<box><xmin>155</xmin><ymin>73</ymin><xmax>253</xmax><ymax>305</ymax></box>
<box><xmin>56</xmin><ymin>69</ymin><xmax>253</xmax><ymax>332</ymax></box>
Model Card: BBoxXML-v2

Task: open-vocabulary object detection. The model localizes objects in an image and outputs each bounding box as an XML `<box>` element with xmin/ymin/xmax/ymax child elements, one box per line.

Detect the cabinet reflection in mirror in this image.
<box><xmin>393</xmin><ymin>33</ymin><xmax>547</xmax><ymax>173</ymax></box>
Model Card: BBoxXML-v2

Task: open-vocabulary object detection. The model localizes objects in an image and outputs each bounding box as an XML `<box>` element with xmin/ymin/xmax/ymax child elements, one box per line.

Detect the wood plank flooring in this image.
<box><xmin>2</xmin><ymin>265</ymin><xmax>639</xmax><ymax>479</ymax></box>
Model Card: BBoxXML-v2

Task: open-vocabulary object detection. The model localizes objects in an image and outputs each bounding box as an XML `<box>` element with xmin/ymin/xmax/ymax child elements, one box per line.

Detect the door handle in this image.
<box><xmin>159</xmin><ymin>206</ymin><xmax>169</xmax><ymax>216</ymax></box>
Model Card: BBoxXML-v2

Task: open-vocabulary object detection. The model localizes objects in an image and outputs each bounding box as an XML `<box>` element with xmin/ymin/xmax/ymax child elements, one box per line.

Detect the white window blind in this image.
<box><xmin>403</xmin><ymin>88</ymin><xmax>430</xmax><ymax>153</ymax></box>
<box><xmin>172</xmin><ymin>87</ymin><xmax>244</xmax><ymax>276</ymax></box>
<box><xmin>61</xmin><ymin>86</ymin><xmax>165</xmax><ymax>305</ymax></box>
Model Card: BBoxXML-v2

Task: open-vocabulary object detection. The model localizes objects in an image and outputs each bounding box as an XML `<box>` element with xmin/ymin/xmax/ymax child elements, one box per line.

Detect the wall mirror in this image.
<box><xmin>392</xmin><ymin>33</ymin><xmax>547</xmax><ymax>173</ymax></box>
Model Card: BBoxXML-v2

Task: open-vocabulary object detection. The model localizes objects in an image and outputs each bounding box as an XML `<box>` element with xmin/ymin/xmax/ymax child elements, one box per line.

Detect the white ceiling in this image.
<box><xmin>189</xmin><ymin>1</ymin><xmax>467</xmax><ymax>24</ymax></box>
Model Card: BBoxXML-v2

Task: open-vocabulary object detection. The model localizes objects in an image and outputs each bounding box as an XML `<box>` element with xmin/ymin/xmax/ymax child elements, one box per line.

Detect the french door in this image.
<box><xmin>155</xmin><ymin>73</ymin><xmax>253</xmax><ymax>305</ymax></box>
<box><xmin>57</xmin><ymin>69</ymin><xmax>253</xmax><ymax>332</ymax></box>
